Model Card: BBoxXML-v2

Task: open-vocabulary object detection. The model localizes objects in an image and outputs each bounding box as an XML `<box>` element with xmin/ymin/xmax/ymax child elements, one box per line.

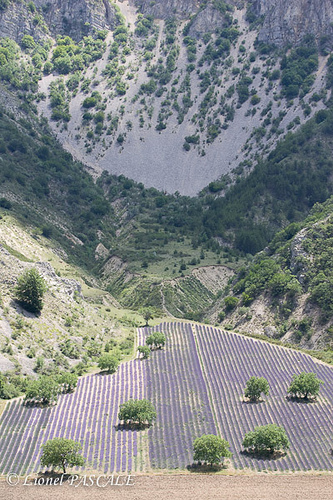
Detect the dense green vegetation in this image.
<box><xmin>0</xmin><ymin>107</ymin><xmax>114</xmax><ymax>267</ymax></box>
<box><xmin>15</xmin><ymin>268</ymin><xmax>47</xmax><ymax>313</ymax></box>
<box><xmin>40</xmin><ymin>438</ymin><xmax>85</xmax><ymax>474</ymax></box>
<box><xmin>203</xmin><ymin>110</ymin><xmax>333</xmax><ymax>254</ymax></box>
<box><xmin>242</xmin><ymin>424</ymin><xmax>290</xmax><ymax>456</ymax></box>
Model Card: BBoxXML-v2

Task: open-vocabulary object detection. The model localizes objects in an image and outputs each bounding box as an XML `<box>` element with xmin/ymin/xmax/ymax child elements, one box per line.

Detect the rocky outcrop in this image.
<box><xmin>0</xmin><ymin>0</ymin><xmax>119</xmax><ymax>43</ymax></box>
<box><xmin>33</xmin><ymin>0</ymin><xmax>119</xmax><ymax>40</ymax></box>
<box><xmin>188</xmin><ymin>2</ymin><xmax>227</xmax><ymax>37</ymax></box>
<box><xmin>250</xmin><ymin>0</ymin><xmax>333</xmax><ymax>48</ymax></box>
<box><xmin>0</xmin><ymin>1</ymin><xmax>48</xmax><ymax>44</ymax></box>
<box><xmin>131</xmin><ymin>0</ymin><xmax>200</xmax><ymax>20</ymax></box>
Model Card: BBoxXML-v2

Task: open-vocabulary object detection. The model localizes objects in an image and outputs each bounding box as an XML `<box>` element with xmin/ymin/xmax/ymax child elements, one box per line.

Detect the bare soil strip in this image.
<box><xmin>1</xmin><ymin>474</ymin><xmax>332</xmax><ymax>500</ymax></box>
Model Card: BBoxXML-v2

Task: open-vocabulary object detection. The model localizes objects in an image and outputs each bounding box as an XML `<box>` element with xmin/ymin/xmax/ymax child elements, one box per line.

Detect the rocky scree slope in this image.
<box><xmin>0</xmin><ymin>0</ymin><xmax>331</xmax><ymax>194</ymax></box>
<box><xmin>31</xmin><ymin>0</ymin><xmax>331</xmax><ymax>194</ymax></box>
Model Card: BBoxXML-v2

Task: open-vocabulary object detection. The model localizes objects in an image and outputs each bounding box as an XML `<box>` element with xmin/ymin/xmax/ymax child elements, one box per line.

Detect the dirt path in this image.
<box><xmin>1</xmin><ymin>474</ymin><xmax>332</xmax><ymax>500</ymax></box>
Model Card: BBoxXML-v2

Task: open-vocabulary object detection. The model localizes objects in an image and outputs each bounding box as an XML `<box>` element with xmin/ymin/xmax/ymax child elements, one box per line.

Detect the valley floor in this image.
<box><xmin>1</xmin><ymin>474</ymin><xmax>333</xmax><ymax>500</ymax></box>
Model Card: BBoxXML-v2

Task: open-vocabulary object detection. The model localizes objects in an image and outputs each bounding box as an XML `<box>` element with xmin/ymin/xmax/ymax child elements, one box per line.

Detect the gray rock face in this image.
<box><xmin>34</xmin><ymin>0</ymin><xmax>118</xmax><ymax>40</ymax></box>
<box><xmin>0</xmin><ymin>0</ymin><xmax>118</xmax><ymax>43</ymax></box>
<box><xmin>188</xmin><ymin>2</ymin><xmax>226</xmax><ymax>37</ymax></box>
<box><xmin>252</xmin><ymin>0</ymin><xmax>333</xmax><ymax>48</ymax></box>
<box><xmin>130</xmin><ymin>0</ymin><xmax>200</xmax><ymax>20</ymax></box>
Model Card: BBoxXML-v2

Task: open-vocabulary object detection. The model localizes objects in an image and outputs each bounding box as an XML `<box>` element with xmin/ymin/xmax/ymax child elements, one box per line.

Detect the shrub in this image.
<box><xmin>15</xmin><ymin>269</ymin><xmax>47</xmax><ymax>313</ymax></box>
<box><xmin>244</xmin><ymin>376</ymin><xmax>269</xmax><ymax>402</ymax></box>
<box><xmin>224</xmin><ymin>296</ymin><xmax>239</xmax><ymax>312</ymax></box>
<box><xmin>97</xmin><ymin>353</ymin><xmax>119</xmax><ymax>373</ymax></box>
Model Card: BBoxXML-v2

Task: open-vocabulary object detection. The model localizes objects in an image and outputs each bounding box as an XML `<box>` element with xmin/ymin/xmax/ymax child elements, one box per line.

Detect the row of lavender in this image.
<box><xmin>195</xmin><ymin>325</ymin><xmax>333</xmax><ymax>471</ymax></box>
<box><xmin>0</xmin><ymin>358</ymin><xmax>146</xmax><ymax>475</ymax></box>
<box><xmin>142</xmin><ymin>322</ymin><xmax>216</xmax><ymax>469</ymax></box>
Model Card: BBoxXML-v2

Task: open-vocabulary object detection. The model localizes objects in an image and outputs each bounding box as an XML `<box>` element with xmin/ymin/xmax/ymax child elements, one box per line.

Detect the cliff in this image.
<box><xmin>0</xmin><ymin>0</ymin><xmax>119</xmax><ymax>43</ymax></box>
<box><xmin>252</xmin><ymin>0</ymin><xmax>333</xmax><ymax>49</ymax></box>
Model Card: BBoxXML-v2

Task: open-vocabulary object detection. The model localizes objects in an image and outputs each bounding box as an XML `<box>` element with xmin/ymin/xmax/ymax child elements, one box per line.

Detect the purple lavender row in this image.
<box><xmin>196</xmin><ymin>324</ymin><xmax>333</xmax><ymax>471</ymax></box>
<box><xmin>0</xmin><ymin>351</ymin><xmax>146</xmax><ymax>475</ymax></box>
<box><xmin>146</xmin><ymin>322</ymin><xmax>216</xmax><ymax>469</ymax></box>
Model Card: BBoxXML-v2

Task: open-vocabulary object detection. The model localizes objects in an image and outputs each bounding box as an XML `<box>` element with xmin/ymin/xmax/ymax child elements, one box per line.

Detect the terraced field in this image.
<box><xmin>0</xmin><ymin>322</ymin><xmax>332</xmax><ymax>474</ymax></box>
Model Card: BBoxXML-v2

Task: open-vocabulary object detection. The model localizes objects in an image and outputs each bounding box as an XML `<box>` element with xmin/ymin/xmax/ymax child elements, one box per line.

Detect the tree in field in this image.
<box><xmin>40</xmin><ymin>438</ymin><xmax>85</xmax><ymax>473</ymax></box>
<box><xmin>15</xmin><ymin>268</ymin><xmax>47</xmax><ymax>313</ymax></box>
<box><xmin>118</xmin><ymin>399</ymin><xmax>156</xmax><ymax>427</ymax></box>
<box><xmin>244</xmin><ymin>376</ymin><xmax>269</xmax><ymax>402</ymax></box>
<box><xmin>25</xmin><ymin>376</ymin><xmax>60</xmax><ymax>405</ymax></box>
<box><xmin>138</xmin><ymin>345</ymin><xmax>150</xmax><ymax>359</ymax></box>
<box><xmin>193</xmin><ymin>435</ymin><xmax>232</xmax><ymax>466</ymax></box>
<box><xmin>146</xmin><ymin>332</ymin><xmax>166</xmax><ymax>350</ymax></box>
<box><xmin>97</xmin><ymin>353</ymin><xmax>119</xmax><ymax>373</ymax></box>
<box><xmin>141</xmin><ymin>308</ymin><xmax>153</xmax><ymax>326</ymax></box>
<box><xmin>56</xmin><ymin>372</ymin><xmax>78</xmax><ymax>393</ymax></box>
<box><xmin>287</xmin><ymin>372</ymin><xmax>323</xmax><ymax>400</ymax></box>
<box><xmin>242</xmin><ymin>424</ymin><xmax>289</xmax><ymax>456</ymax></box>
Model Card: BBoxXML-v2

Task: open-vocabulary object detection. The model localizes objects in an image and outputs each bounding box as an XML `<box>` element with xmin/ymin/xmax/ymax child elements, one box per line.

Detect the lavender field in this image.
<box><xmin>0</xmin><ymin>322</ymin><xmax>332</xmax><ymax>474</ymax></box>
<box><xmin>195</xmin><ymin>325</ymin><xmax>333</xmax><ymax>471</ymax></box>
<box><xmin>144</xmin><ymin>323</ymin><xmax>216</xmax><ymax>469</ymax></box>
<box><xmin>142</xmin><ymin>323</ymin><xmax>333</xmax><ymax>471</ymax></box>
<box><xmin>0</xmin><ymin>359</ymin><xmax>146</xmax><ymax>475</ymax></box>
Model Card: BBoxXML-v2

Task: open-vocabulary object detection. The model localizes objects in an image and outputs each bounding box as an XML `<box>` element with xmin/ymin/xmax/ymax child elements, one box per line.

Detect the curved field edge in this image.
<box><xmin>140</xmin><ymin>322</ymin><xmax>333</xmax><ymax>472</ymax></box>
<box><xmin>0</xmin><ymin>322</ymin><xmax>332</xmax><ymax>475</ymax></box>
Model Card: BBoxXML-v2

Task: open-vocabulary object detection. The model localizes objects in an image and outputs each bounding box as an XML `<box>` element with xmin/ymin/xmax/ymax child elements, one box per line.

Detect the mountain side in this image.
<box><xmin>252</xmin><ymin>0</ymin><xmax>333</xmax><ymax>50</ymax></box>
<box><xmin>0</xmin><ymin>0</ymin><xmax>119</xmax><ymax>42</ymax></box>
<box><xmin>0</xmin><ymin>211</ymin><xmax>142</xmax><ymax>394</ymax></box>
<box><xmin>0</xmin><ymin>0</ymin><xmax>331</xmax><ymax>194</ymax></box>
<box><xmin>210</xmin><ymin>197</ymin><xmax>333</xmax><ymax>352</ymax></box>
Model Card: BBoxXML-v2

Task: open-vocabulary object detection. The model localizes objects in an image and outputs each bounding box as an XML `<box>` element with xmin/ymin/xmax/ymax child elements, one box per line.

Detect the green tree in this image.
<box><xmin>15</xmin><ymin>269</ymin><xmax>47</xmax><ymax>313</ymax></box>
<box><xmin>138</xmin><ymin>345</ymin><xmax>150</xmax><ymax>359</ymax></box>
<box><xmin>40</xmin><ymin>438</ymin><xmax>85</xmax><ymax>473</ymax></box>
<box><xmin>25</xmin><ymin>376</ymin><xmax>60</xmax><ymax>405</ymax></box>
<box><xmin>193</xmin><ymin>434</ymin><xmax>232</xmax><ymax>466</ymax></box>
<box><xmin>224</xmin><ymin>296</ymin><xmax>239</xmax><ymax>312</ymax></box>
<box><xmin>118</xmin><ymin>399</ymin><xmax>156</xmax><ymax>427</ymax></box>
<box><xmin>244</xmin><ymin>376</ymin><xmax>269</xmax><ymax>402</ymax></box>
<box><xmin>242</xmin><ymin>424</ymin><xmax>289</xmax><ymax>455</ymax></box>
<box><xmin>146</xmin><ymin>332</ymin><xmax>166</xmax><ymax>350</ymax></box>
<box><xmin>287</xmin><ymin>372</ymin><xmax>323</xmax><ymax>400</ymax></box>
<box><xmin>141</xmin><ymin>308</ymin><xmax>153</xmax><ymax>326</ymax></box>
<box><xmin>56</xmin><ymin>373</ymin><xmax>78</xmax><ymax>393</ymax></box>
<box><xmin>97</xmin><ymin>353</ymin><xmax>119</xmax><ymax>373</ymax></box>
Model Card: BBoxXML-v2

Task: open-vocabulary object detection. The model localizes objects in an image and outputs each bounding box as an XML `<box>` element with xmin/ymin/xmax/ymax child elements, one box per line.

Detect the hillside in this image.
<box><xmin>212</xmin><ymin>197</ymin><xmax>333</xmax><ymax>352</ymax></box>
<box><xmin>0</xmin><ymin>0</ymin><xmax>332</xmax><ymax>351</ymax></box>
<box><xmin>0</xmin><ymin>211</ymin><xmax>147</xmax><ymax>397</ymax></box>
<box><xmin>0</xmin><ymin>0</ymin><xmax>331</xmax><ymax>194</ymax></box>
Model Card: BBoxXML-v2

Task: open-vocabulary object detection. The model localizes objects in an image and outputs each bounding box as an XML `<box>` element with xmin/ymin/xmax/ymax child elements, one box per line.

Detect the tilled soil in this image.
<box><xmin>1</xmin><ymin>474</ymin><xmax>332</xmax><ymax>500</ymax></box>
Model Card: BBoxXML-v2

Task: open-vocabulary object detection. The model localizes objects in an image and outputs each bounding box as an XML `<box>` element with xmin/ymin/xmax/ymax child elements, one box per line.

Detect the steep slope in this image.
<box><xmin>6</xmin><ymin>0</ymin><xmax>326</xmax><ymax>195</ymax></box>
<box><xmin>0</xmin><ymin>0</ymin><xmax>119</xmax><ymax>42</ymax></box>
<box><xmin>0</xmin><ymin>212</ymin><xmax>142</xmax><ymax>393</ymax></box>
<box><xmin>210</xmin><ymin>197</ymin><xmax>333</xmax><ymax>352</ymax></box>
<box><xmin>253</xmin><ymin>0</ymin><xmax>333</xmax><ymax>49</ymax></box>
